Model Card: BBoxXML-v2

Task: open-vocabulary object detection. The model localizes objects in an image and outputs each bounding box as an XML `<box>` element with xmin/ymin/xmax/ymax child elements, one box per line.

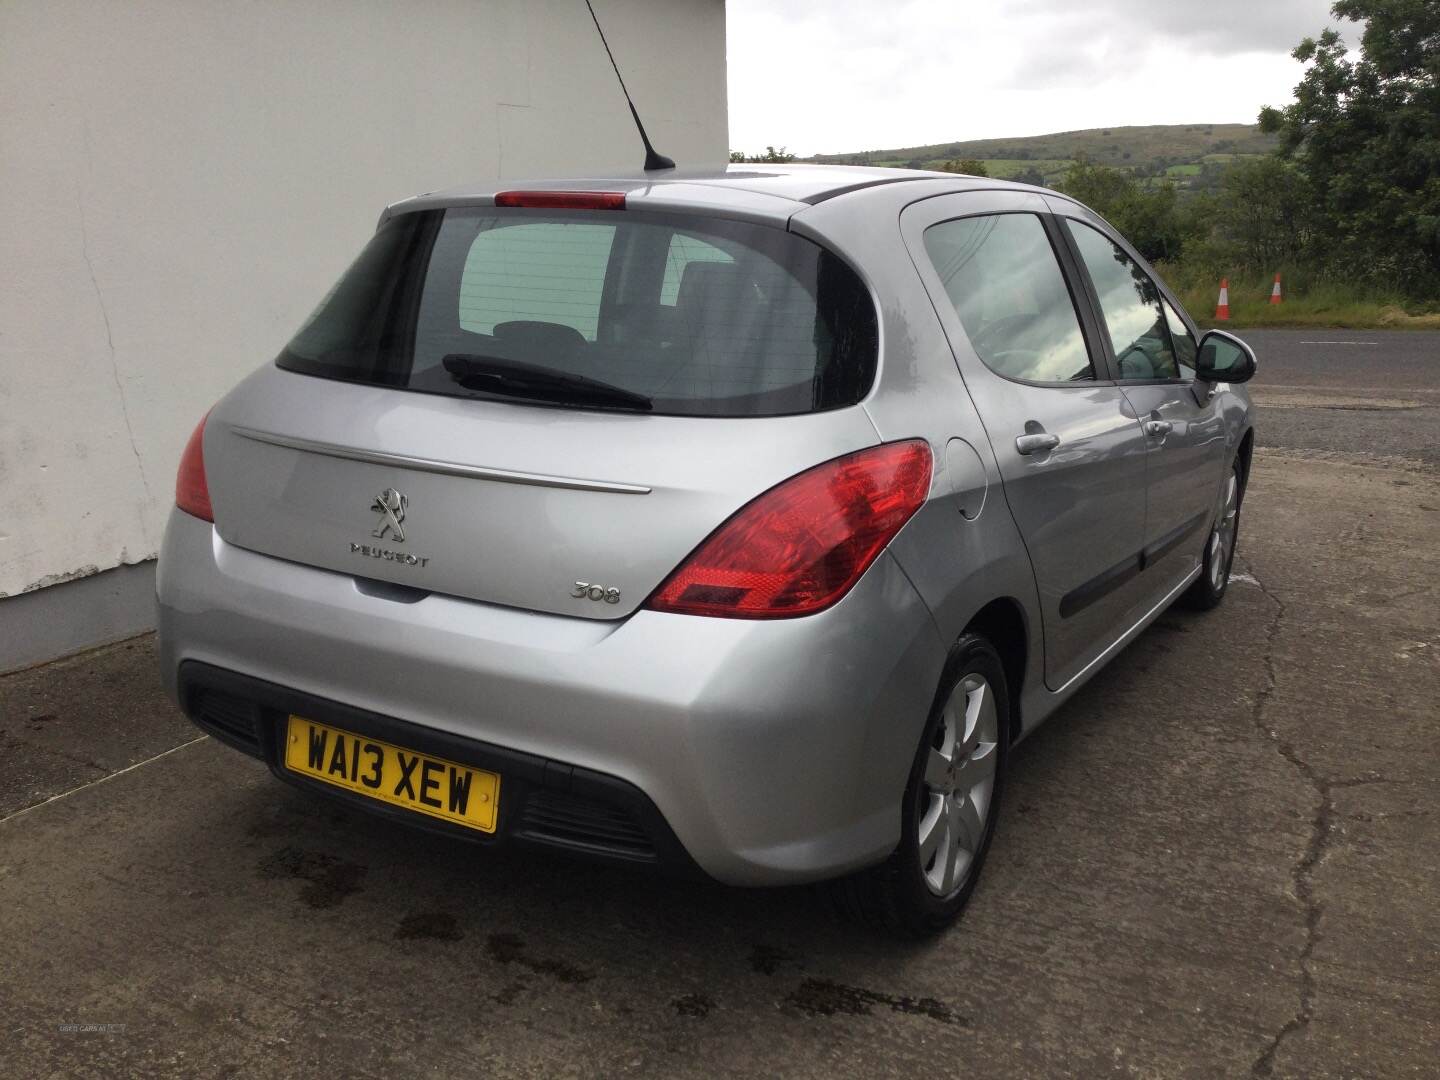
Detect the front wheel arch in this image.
<box><xmin>1237</xmin><ymin>427</ymin><xmax>1254</xmax><ymax>498</ymax></box>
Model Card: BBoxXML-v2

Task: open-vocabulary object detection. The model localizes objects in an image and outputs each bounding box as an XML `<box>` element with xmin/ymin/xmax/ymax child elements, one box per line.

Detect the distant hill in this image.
<box><xmin>807</xmin><ymin>123</ymin><xmax>1278</xmax><ymax>191</ymax></box>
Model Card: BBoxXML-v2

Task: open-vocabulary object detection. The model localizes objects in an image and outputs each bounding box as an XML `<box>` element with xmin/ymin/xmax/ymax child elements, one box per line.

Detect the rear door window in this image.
<box><xmin>1065</xmin><ymin>221</ymin><xmax>1179</xmax><ymax>381</ymax></box>
<box><xmin>921</xmin><ymin>213</ymin><xmax>1095</xmax><ymax>383</ymax></box>
<box><xmin>278</xmin><ymin>207</ymin><xmax>878</xmax><ymax>418</ymax></box>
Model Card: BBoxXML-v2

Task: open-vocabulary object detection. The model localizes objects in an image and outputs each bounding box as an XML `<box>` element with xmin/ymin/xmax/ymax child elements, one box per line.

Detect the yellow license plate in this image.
<box><xmin>283</xmin><ymin>716</ymin><xmax>500</xmax><ymax>834</ymax></box>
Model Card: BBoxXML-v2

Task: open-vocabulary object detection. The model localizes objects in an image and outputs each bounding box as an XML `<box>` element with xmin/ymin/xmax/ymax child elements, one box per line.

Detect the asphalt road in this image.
<box><xmin>1242</xmin><ymin>328</ymin><xmax>1440</xmax><ymax>468</ymax></box>
<box><xmin>2</xmin><ymin>332</ymin><xmax>1437</xmax><ymax>1078</ymax></box>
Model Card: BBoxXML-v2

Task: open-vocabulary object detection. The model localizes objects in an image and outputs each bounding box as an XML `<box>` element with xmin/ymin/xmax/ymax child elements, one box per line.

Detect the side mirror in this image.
<box><xmin>1195</xmin><ymin>329</ymin><xmax>1256</xmax><ymax>384</ymax></box>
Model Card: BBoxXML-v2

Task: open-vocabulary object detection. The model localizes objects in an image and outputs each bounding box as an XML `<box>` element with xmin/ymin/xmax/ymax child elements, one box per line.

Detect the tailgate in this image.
<box><xmin>205</xmin><ymin>366</ymin><xmax>880</xmax><ymax>619</ymax></box>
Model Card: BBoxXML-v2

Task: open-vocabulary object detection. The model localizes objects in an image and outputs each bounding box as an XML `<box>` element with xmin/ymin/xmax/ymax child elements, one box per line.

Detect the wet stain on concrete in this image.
<box><xmin>785</xmin><ymin>978</ymin><xmax>965</xmax><ymax>1026</ymax></box>
<box><xmin>672</xmin><ymin>993</ymin><xmax>713</xmax><ymax>1018</ymax></box>
<box><xmin>395</xmin><ymin>911</ymin><xmax>463</xmax><ymax>942</ymax></box>
<box><xmin>749</xmin><ymin>943</ymin><xmax>794</xmax><ymax>976</ymax></box>
<box><xmin>1149</xmin><ymin>618</ymin><xmax>1192</xmax><ymax>635</ymax></box>
<box><xmin>245</xmin><ymin>817</ymin><xmax>293</xmax><ymax>841</ymax></box>
<box><xmin>492</xmin><ymin>980</ymin><xmax>527</xmax><ymax>1006</ymax></box>
<box><xmin>485</xmin><ymin>932</ymin><xmax>594</xmax><ymax>985</ymax></box>
<box><xmin>257</xmin><ymin>847</ymin><xmax>367</xmax><ymax>909</ymax></box>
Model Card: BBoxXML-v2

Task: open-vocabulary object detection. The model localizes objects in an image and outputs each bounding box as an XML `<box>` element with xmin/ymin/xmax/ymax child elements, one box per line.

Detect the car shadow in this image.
<box><xmin>222</xmin><ymin>587</ymin><xmax>1257</xmax><ymax>1017</ymax></box>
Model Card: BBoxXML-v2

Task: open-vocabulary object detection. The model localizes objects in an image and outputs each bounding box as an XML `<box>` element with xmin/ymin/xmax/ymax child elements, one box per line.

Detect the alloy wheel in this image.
<box><xmin>1209</xmin><ymin>472</ymin><xmax>1240</xmax><ymax>591</ymax></box>
<box><xmin>918</xmin><ymin>674</ymin><xmax>1000</xmax><ymax>896</ymax></box>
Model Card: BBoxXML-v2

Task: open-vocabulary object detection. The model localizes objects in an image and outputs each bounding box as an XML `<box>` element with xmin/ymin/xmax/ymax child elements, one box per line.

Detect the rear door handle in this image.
<box><xmin>1144</xmin><ymin>420</ymin><xmax>1172</xmax><ymax>437</ymax></box>
<box><xmin>1015</xmin><ymin>433</ymin><xmax>1061</xmax><ymax>455</ymax></box>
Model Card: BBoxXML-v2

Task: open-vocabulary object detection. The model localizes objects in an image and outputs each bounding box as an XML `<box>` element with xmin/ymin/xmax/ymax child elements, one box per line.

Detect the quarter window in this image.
<box><xmin>1163</xmin><ymin>299</ymin><xmax>1197</xmax><ymax>378</ymax></box>
<box><xmin>922</xmin><ymin>213</ymin><xmax>1094</xmax><ymax>383</ymax></box>
<box><xmin>1065</xmin><ymin>221</ymin><xmax>1179</xmax><ymax>381</ymax></box>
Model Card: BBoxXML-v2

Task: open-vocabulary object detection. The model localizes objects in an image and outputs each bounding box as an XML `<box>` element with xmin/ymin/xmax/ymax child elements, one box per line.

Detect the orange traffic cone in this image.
<box><xmin>1270</xmin><ymin>273</ymin><xmax>1283</xmax><ymax>305</ymax></box>
<box><xmin>1215</xmin><ymin>278</ymin><xmax>1230</xmax><ymax>321</ymax></box>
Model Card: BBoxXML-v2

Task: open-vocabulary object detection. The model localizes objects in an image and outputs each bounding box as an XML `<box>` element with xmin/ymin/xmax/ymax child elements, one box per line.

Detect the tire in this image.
<box><xmin>1182</xmin><ymin>456</ymin><xmax>1244</xmax><ymax>611</ymax></box>
<box><xmin>830</xmin><ymin>633</ymin><xmax>1009</xmax><ymax>938</ymax></box>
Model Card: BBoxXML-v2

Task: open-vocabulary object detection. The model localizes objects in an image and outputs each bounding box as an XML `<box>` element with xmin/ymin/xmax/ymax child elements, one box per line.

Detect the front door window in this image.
<box><xmin>1065</xmin><ymin>221</ymin><xmax>1178</xmax><ymax>381</ymax></box>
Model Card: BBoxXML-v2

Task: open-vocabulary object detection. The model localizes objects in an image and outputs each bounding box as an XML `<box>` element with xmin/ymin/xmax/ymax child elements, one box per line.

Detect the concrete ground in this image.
<box><xmin>3</xmin><ymin>330</ymin><xmax>1437</xmax><ymax>1078</ymax></box>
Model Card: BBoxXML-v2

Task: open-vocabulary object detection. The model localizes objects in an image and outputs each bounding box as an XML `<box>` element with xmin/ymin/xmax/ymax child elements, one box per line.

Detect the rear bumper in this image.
<box><xmin>179</xmin><ymin>660</ymin><xmax>703</xmax><ymax>875</ymax></box>
<box><xmin>156</xmin><ymin>509</ymin><xmax>946</xmax><ymax>886</ymax></box>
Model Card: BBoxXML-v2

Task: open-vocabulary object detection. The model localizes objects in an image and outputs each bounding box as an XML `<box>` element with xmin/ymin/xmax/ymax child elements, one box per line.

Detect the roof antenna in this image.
<box><xmin>584</xmin><ymin>0</ymin><xmax>675</xmax><ymax>171</ymax></box>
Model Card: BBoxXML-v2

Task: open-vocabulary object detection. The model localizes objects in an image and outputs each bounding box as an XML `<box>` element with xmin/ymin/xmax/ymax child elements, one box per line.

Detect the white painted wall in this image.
<box><xmin>0</xmin><ymin>0</ymin><xmax>727</xmax><ymax>597</ymax></box>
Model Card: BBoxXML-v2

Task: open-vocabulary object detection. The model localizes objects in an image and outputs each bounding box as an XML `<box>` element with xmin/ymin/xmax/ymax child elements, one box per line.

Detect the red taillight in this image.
<box><xmin>175</xmin><ymin>413</ymin><xmax>213</xmax><ymax>522</ymax></box>
<box><xmin>494</xmin><ymin>190</ymin><xmax>627</xmax><ymax>211</ymax></box>
<box><xmin>645</xmin><ymin>440</ymin><xmax>933</xmax><ymax>619</ymax></box>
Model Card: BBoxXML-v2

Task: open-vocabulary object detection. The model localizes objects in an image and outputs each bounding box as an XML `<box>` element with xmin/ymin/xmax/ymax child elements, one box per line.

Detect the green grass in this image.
<box><xmin>1161</xmin><ymin>270</ymin><xmax>1440</xmax><ymax>329</ymax></box>
<box><xmin>868</xmin><ymin>156</ymin><xmax>1073</xmax><ymax>180</ymax></box>
<box><xmin>810</xmin><ymin>123</ymin><xmax>1277</xmax><ymax>172</ymax></box>
<box><xmin>978</xmin><ymin>158</ymin><xmax>1071</xmax><ymax>179</ymax></box>
<box><xmin>839</xmin><ymin>150</ymin><xmax>1217</xmax><ymax>191</ymax></box>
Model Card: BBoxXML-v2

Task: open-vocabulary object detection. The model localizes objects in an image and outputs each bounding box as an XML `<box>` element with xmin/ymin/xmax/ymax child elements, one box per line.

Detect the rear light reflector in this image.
<box><xmin>175</xmin><ymin>412</ymin><xmax>213</xmax><ymax>522</ymax></box>
<box><xmin>645</xmin><ymin>440</ymin><xmax>933</xmax><ymax>619</ymax></box>
<box><xmin>494</xmin><ymin>190</ymin><xmax>627</xmax><ymax>210</ymax></box>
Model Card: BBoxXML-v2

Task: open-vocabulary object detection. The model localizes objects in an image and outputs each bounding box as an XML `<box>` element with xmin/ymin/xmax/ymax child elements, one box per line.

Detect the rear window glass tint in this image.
<box><xmin>278</xmin><ymin>207</ymin><xmax>878</xmax><ymax>418</ymax></box>
<box><xmin>660</xmin><ymin>234</ymin><xmax>733</xmax><ymax>306</ymax></box>
<box><xmin>458</xmin><ymin>222</ymin><xmax>614</xmax><ymax>340</ymax></box>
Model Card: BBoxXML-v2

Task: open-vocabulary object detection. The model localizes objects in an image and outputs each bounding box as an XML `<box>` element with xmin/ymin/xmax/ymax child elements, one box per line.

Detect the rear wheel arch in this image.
<box><xmin>961</xmin><ymin>597</ymin><xmax>1028</xmax><ymax>744</ymax></box>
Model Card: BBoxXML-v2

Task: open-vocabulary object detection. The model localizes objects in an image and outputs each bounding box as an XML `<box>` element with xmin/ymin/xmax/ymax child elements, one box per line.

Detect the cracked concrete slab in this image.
<box><xmin>1233</xmin><ymin>452</ymin><xmax>1440</xmax><ymax>1078</ymax></box>
<box><xmin>1</xmin><ymin>446</ymin><xmax>1436</xmax><ymax>1077</ymax></box>
<box><xmin>0</xmin><ymin>635</ymin><xmax>195</xmax><ymax>816</ymax></box>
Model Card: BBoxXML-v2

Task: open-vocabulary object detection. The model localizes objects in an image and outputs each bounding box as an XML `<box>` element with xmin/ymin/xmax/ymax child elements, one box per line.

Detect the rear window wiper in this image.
<box><xmin>442</xmin><ymin>354</ymin><xmax>652</xmax><ymax>412</ymax></box>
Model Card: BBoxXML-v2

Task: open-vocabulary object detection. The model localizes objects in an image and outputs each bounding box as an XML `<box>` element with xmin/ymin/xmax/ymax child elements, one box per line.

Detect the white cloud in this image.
<box><xmin>726</xmin><ymin>0</ymin><xmax>1357</xmax><ymax>156</ymax></box>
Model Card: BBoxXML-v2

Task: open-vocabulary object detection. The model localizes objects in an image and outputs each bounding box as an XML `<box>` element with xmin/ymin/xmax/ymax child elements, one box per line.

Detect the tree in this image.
<box><xmin>1058</xmin><ymin>159</ymin><xmax>1197</xmax><ymax>263</ymax></box>
<box><xmin>1215</xmin><ymin>156</ymin><xmax>1312</xmax><ymax>270</ymax></box>
<box><xmin>1259</xmin><ymin>0</ymin><xmax>1440</xmax><ymax>292</ymax></box>
<box><xmin>938</xmin><ymin>158</ymin><xmax>989</xmax><ymax>176</ymax></box>
<box><xmin>731</xmin><ymin>146</ymin><xmax>797</xmax><ymax>164</ymax></box>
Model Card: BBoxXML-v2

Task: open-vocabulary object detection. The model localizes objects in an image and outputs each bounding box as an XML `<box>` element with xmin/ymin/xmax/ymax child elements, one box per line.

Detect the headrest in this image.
<box><xmin>675</xmin><ymin>262</ymin><xmax>748</xmax><ymax>314</ymax></box>
<box><xmin>492</xmin><ymin>320</ymin><xmax>586</xmax><ymax>357</ymax></box>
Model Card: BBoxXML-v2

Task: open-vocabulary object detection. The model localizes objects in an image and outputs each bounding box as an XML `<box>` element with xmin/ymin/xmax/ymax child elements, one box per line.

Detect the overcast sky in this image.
<box><xmin>726</xmin><ymin>0</ymin><xmax>1355</xmax><ymax>156</ymax></box>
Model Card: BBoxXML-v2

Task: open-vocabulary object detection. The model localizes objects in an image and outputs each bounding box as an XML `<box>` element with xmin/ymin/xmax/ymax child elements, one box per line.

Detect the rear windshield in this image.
<box><xmin>277</xmin><ymin>207</ymin><xmax>878</xmax><ymax>417</ymax></box>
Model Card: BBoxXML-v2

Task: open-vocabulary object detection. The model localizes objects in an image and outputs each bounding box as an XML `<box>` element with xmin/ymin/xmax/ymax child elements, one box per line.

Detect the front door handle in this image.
<box><xmin>1144</xmin><ymin>419</ymin><xmax>1173</xmax><ymax>437</ymax></box>
<box><xmin>1015</xmin><ymin>432</ymin><xmax>1061</xmax><ymax>455</ymax></box>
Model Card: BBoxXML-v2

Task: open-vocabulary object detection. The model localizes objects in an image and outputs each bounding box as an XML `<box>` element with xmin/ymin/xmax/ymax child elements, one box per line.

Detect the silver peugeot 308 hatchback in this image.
<box><xmin>158</xmin><ymin>165</ymin><xmax>1256</xmax><ymax>936</ymax></box>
